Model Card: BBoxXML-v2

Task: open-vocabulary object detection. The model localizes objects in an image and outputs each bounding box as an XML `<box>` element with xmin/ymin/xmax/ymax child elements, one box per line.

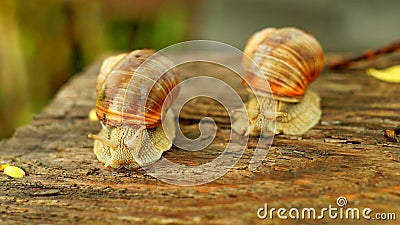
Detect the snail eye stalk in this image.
<box><xmin>88</xmin><ymin>133</ymin><xmax>118</xmax><ymax>151</ymax></box>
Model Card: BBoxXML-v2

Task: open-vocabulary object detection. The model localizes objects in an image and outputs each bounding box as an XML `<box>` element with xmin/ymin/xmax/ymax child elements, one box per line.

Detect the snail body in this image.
<box><xmin>233</xmin><ymin>27</ymin><xmax>324</xmax><ymax>136</ymax></box>
<box><xmin>89</xmin><ymin>49</ymin><xmax>179</xmax><ymax>169</ymax></box>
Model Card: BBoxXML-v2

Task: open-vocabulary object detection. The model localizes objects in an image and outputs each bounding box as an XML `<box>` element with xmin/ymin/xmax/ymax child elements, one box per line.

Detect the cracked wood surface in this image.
<box><xmin>0</xmin><ymin>53</ymin><xmax>399</xmax><ymax>225</ymax></box>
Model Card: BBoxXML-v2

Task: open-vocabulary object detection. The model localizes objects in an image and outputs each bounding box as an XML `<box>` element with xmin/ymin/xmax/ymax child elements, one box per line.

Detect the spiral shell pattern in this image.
<box><xmin>243</xmin><ymin>27</ymin><xmax>324</xmax><ymax>102</ymax></box>
<box><xmin>96</xmin><ymin>49</ymin><xmax>180</xmax><ymax>128</ymax></box>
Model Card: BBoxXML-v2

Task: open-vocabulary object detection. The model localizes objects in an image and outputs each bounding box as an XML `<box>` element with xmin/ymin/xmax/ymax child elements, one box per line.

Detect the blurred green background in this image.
<box><xmin>1</xmin><ymin>0</ymin><xmax>400</xmax><ymax>139</ymax></box>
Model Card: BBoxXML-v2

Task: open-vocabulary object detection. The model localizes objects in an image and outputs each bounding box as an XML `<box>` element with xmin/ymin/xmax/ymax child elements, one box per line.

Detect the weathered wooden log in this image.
<box><xmin>0</xmin><ymin>53</ymin><xmax>399</xmax><ymax>225</ymax></box>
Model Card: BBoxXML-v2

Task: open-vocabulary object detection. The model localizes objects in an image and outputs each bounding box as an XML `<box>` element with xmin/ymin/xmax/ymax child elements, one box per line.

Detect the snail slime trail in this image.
<box><xmin>88</xmin><ymin>49</ymin><xmax>180</xmax><ymax>169</ymax></box>
<box><xmin>232</xmin><ymin>27</ymin><xmax>324</xmax><ymax>136</ymax></box>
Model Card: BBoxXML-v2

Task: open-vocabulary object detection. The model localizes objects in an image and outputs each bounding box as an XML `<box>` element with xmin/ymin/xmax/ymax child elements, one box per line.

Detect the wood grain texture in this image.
<box><xmin>0</xmin><ymin>53</ymin><xmax>399</xmax><ymax>225</ymax></box>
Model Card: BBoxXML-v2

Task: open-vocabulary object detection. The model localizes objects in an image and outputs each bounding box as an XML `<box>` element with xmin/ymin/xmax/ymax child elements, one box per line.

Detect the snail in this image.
<box><xmin>88</xmin><ymin>49</ymin><xmax>180</xmax><ymax>169</ymax></box>
<box><xmin>232</xmin><ymin>27</ymin><xmax>324</xmax><ymax>136</ymax></box>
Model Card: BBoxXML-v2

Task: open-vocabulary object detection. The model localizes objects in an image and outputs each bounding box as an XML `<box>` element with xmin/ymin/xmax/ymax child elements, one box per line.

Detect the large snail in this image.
<box><xmin>233</xmin><ymin>27</ymin><xmax>324</xmax><ymax>136</ymax></box>
<box><xmin>88</xmin><ymin>49</ymin><xmax>180</xmax><ymax>169</ymax></box>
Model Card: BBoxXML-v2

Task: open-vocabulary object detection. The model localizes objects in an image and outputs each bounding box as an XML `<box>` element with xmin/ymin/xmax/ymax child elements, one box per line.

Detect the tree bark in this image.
<box><xmin>0</xmin><ymin>53</ymin><xmax>399</xmax><ymax>225</ymax></box>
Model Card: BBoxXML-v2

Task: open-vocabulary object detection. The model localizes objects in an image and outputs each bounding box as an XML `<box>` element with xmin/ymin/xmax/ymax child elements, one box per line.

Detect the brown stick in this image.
<box><xmin>328</xmin><ymin>40</ymin><xmax>400</xmax><ymax>69</ymax></box>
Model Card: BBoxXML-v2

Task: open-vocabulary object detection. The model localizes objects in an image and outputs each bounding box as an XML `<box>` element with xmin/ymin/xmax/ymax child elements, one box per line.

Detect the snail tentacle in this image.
<box><xmin>88</xmin><ymin>133</ymin><xmax>118</xmax><ymax>150</ymax></box>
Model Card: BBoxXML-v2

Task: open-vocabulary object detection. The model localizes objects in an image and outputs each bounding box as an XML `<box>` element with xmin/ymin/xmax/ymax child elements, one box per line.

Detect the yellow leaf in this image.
<box><xmin>0</xmin><ymin>164</ymin><xmax>10</xmax><ymax>171</ymax></box>
<box><xmin>88</xmin><ymin>108</ymin><xmax>98</xmax><ymax>122</ymax></box>
<box><xmin>366</xmin><ymin>65</ymin><xmax>400</xmax><ymax>83</ymax></box>
<box><xmin>4</xmin><ymin>166</ymin><xmax>25</xmax><ymax>178</ymax></box>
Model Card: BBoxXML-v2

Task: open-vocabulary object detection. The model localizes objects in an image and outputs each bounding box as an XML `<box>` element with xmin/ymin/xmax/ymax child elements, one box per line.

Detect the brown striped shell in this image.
<box><xmin>243</xmin><ymin>27</ymin><xmax>324</xmax><ymax>102</ymax></box>
<box><xmin>96</xmin><ymin>49</ymin><xmax>180</xmax><ymax>128</ymax></box>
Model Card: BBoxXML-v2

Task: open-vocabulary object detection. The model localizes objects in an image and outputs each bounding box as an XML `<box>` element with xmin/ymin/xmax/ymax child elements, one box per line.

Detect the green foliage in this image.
<box><xmin>0</xmin><ymin>0</ymin><xmax>188</xmax><ymax>139</ymax></box>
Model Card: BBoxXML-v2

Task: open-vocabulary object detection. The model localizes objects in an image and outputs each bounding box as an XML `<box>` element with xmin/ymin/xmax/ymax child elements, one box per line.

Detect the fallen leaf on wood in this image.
<box><xmin>366</xmin><ymin>65</ymin><xmax>400</xmax><ymax>83</ymax></box>
<box><xmin>88</xmin><ymin>108</ymin><xmax>98</xmax><ymax>122</ymax></box>
<box><xmin>3</xmin><ymin>166</ymin><xmax>25</xmax><ymax>178</ymax></box>
<box><xmin>0</xmin><ymin>164</ymin><xmax>10</xmax><ymax>171</ymax></box>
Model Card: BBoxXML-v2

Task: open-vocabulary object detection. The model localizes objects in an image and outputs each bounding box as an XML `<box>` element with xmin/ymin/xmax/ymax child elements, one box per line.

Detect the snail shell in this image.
<box><xmin>89</xmin><ymin>49</ymin><xmax>180</xmax><ymax>169</ymax></box>
<box><xmin>96</xmin><ymin>49</ymin><xmax>179</xmax><ymax>128</ymax></box>
<box><xmin>234</xmin><ymin>27</ymin><xmax>324</xmax><ymax>136</ymax></box>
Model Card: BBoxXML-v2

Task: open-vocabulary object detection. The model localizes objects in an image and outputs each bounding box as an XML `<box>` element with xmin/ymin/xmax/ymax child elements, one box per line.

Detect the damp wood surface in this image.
<box><xmin>1</xmin><ymin>52</ymin><xmax>400</xmax><ymax>225</ymax></box>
